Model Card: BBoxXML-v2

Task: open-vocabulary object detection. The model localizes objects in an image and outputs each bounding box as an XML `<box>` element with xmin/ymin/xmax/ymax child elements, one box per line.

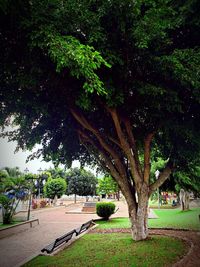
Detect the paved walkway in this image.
<box><xmin>0</xmin><ymin>200</ymin><xmax>157</xmax><ymax>267</ymax></box>
<box><xmin>0</xmin><ymin>204</ymin><xmax>99</xmax><ymax>267</ymax></box>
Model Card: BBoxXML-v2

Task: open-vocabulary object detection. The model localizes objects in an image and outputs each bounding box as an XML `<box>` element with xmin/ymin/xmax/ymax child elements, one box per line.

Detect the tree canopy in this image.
<box><xmin>97</xmin><ymin>176</ymin><xmax>118</xmax><ymax>196</ymax></box>
<box><xmin>44</xmin><ymin>177</ymin><xmax>67</xmax><ymax>199</ymax></box>
<box><xmin>0</xmin><ymin>0</ymin><xmax>200</xmax><ymax>240</ymax></box>
<box><xmin>66</xmin><ymin>168</ymin><xmax>97</xmax><ymax>197</ymax></box>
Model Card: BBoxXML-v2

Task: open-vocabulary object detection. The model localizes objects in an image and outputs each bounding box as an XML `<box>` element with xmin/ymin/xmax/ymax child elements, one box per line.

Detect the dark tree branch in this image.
<box><xmin>107</xmin><ymin>107</ymin><xmax>142</xmax><ymax>188</ymax></box>
<box><xmin>123</xmin><ymin>118</ymin><xmax>142</xmax><ymax>177</ymax></box>
<box><xmin>143</xmin><ymin>132</ymin><xmax>155</xmax><ymax>184</ymax></box>
<box><xmin>149</xmin><ymin>163</ymin><xmax>173</xmax><ymax>194</ymax></box>
<box><xmin>70</xmin><ymin>108</ymin><xmax>127</xmax><ymax>178</ymax></box>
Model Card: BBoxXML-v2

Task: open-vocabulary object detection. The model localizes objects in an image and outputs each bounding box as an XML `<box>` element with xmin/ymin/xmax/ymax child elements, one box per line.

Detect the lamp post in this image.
<box><xmin>24</xmin><ymin>167</ymin><xmax>29</xmax><ymax>174</ymax></box>
<box><xmin>24</xmin><ymin>168</ymin><xmax>32</xmax><ymax>221</ymax></box>
<box><xmin>155</xmin><ymin>170</ymin><xmax>160</xmax><ymax>209</ymax></box>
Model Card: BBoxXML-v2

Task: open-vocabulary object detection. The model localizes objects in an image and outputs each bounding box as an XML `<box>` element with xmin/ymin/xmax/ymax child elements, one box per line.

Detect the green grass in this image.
<box><xmin>23</xmin><ymin>233</ymin><xmax>187</xmax><ymax>267</ymax></box>
<box><xmin>97</xmin><ymin>208</ymin><xmax>200</xmax><ymax>230</ymax></box>
<box><xmin>149</xmin><ymin>208</ymin><xmax>200</xmax><ymax>230</ymax></box>
<box><xmin>0</xmin><ymin>221</ymin><xmax>22</xmax><ymax>229</ymax></box>
<box><xmin>149</xmin><ymin>199</ymin><xmax>174</xmax><ymax>209</ymax></box>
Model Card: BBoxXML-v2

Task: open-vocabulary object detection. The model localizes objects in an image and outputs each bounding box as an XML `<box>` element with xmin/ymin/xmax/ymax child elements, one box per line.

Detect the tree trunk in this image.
<box><xmin>184</xmin><ymin>191</ymin><xmax>190</xmax><ymax>210</ymax></box>
<box><xmin>127</xmin><ymin>186</ymin><xmax>149</xmax><ymax>241</ymax></box>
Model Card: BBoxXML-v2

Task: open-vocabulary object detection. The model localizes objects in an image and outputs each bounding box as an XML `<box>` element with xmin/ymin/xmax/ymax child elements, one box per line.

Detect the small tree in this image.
<box><xmin>44</xmin><ymin>178</ymin><xmax>67</xmax><ymax>200</ymax></box>
<box><xmin>0</xmin><ymin>176</ymin><xmax>30</xmax><ymax>224</ymax></box>
<box><xmin>66</xmin><ymin>168</ymin><xmax>97</xmax><ymax>203</ymax></box>
<box><xmin>97</xmin><ymin>176</ymin><xmax>119</xmax><ymax>199</ymax></box>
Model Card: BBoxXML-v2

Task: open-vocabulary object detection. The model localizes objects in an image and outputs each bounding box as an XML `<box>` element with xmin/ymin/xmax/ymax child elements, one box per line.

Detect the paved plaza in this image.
<box><xmin>0</xmin><ymin>200</ymin><xmax>132</xmax><ymax>267</ymax></box>
<box><xmin>0</xmin><ymin>200</ymin><xmax>161</xmax><ymax>267</ymax></box>
<box><xmin>0</xmin><ymin>203</ymin><xmax>99</xmax><ymax>267</ymax></box>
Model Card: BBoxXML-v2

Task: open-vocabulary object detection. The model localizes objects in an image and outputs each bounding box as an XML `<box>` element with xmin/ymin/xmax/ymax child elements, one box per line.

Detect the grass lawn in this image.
<box><xmin>149</xmin><ymin>199</ymin><xmax>174</xmax><ymax>209</ymax></box>
<box><xmin>97</xmin><ymin>208</ymin><xmax>200</xmax><ymax>230</ymax></box>
<box><xmin>0</xmin><ymin>221</ymin><xmax>22</xmax><ymax>229</ymax></box>
<box><xmin>23</xmin><ymin>233</ymin><xmax>187</xmax><ymax>267</ymax></box>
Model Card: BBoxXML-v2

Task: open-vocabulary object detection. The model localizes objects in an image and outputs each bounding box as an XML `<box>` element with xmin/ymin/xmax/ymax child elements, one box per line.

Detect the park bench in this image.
<box><xmin>75</xmin><ymin>219</ymin><xmax>94</xmax><ymax>236</ymax></box>
<box><xmin>41</xmin><ymin>229</ymin><xmax>76</xmax><ymax>254</ymax></box>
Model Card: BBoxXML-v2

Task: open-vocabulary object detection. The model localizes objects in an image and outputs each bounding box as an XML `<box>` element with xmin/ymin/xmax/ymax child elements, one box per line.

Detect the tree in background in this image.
<box><xmin>66</xmin><ymin>168</ymin><xmax>97</xmax><ymax>203</ymax></box>
<box><xmin>150</xmin><ymin>157</ymin><xmax>200</xmax><ymax>202</ymax></box>
<box><xmin>0</xmin><ymin>1</ymin><xmax>200</xmax><ymax>240</ymax></box>
<box><xmin>2</xmin><ymin>167</ymin><xmax>22</xmax><ymax>178</ymax></box>
<box><xmin>44</xmin><ymin>178</ymin><xmax>67</xmax><ymax>200</ymax></box>
<box><xmin>97</xmin><ymin>176</ymin><xmax>119</xmax><ymax>199</ymax></box>
<box><xmin>47</xmin><ymin>168</ymin><xmax>67</xmax><ymax>179</ymax></box>
<box><xmin>0</xmin><ymin>175</ymin><xmax>30</xmax><ymax>224</ymax></box>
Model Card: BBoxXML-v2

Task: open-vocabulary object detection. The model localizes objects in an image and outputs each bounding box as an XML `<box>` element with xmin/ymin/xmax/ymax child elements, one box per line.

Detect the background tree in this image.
<box><xmin>66</xmin><ymin>168</ymin><xmax>97</xmax><ymax>203</ymax></box>
<box><xmin>34</xmin><ymin>171</ymin><xmax>52</xmax><ymax>198</ymax></box>
<box><xmin>150</xmin><ymin>157</ymin><xmax>200</xmax><ymax>201</ymax></box>
<box><xmin>0</xmin><ymin>0</ymin><xmax>200</xmax><ymax>240</ymax></box>
<box><xmin>0</xmin><ymin>175</ymin><xmax>30</xmax><ymax>224</ymax></box>
<box><xmin>97</xmin><ymin>176</ymin><xmax>119</xmax><ymax>199</ymax></box>
<box><xmin>0</xmin><ymin>169</ymin><xmax>9</xmax><ymax>184</ymax></box>
<box><xmin>2</xmin><ymin>167</ymin><xmax>22</xmax><ymax>178</ymax></box>
<box><xmin>44</xmin><ymin>178</ymin><xmax>67</xmax><ymax>200</ymax></box>
<box><xmin>47</xmin><ymin>167</ymin><xmax>67</xmax><ymax>179</ymax></box>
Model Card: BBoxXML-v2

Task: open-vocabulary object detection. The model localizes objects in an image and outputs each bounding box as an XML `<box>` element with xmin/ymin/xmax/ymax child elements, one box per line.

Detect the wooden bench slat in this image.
<box><xmin>41</xmin><ymin>229</ymin><xmax>76</xmax><ymax>254</ymax></box>
<box><xmin>75</xmin><ymin>220</ymin><xmax>94</xmax><ymax>236</ymax></box>
<box><xmin>41</xmin><ymin>220</ymin><xmax>94</xmax><ymax>254</ymax></box>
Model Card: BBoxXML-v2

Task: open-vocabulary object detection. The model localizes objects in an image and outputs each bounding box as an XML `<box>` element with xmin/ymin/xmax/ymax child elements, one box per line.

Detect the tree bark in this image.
<box><xmin>126</xmin><ymin>184</ymin><xmax>149</xmax><ymax>241</ymax></box>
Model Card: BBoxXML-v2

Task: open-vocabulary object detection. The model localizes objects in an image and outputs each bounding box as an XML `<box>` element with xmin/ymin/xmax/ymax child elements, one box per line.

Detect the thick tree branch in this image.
<box><xmin>149</xmin><ymin>164</ymin><xmax>173</xmax><ymax>194</ymax></box>
<box><xmin>143</xmin><ymin>132</ymin><xmax>155</xmax><ymax>184</ymax></box>
<box><xmin>123</xmin><ymin>118</ymin><xmax>142</xmax><ymax>177</ymax></box>
<box><xmin>71</xmin><ymin>109</ymin><xmax>116</xmax><ymax>157</ymax></box>
<box><xmin>77</xmin><ymin>128</ymin><xmax>136</xmax><ymax>206</ymax></box>
<box><xmin>107</xmin><ymin>107</ymin><xmax>142</xmax><ymax>188</ymax></box>
<box><xmin>71</xmin><ymin>108</ymin><xmax>127</xmax><ymax>178</ymax></box>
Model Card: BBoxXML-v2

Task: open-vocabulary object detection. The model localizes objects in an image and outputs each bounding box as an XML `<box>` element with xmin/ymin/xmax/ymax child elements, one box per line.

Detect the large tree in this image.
<box><xmin>0</xmin><ymin>0</ymin><xmax>200</xmax><ymax>240</ymax></box>
<box><xmin>66</xmin><ymin>168</ymin><xmax>97</xmax><ymax>203</ymax></box>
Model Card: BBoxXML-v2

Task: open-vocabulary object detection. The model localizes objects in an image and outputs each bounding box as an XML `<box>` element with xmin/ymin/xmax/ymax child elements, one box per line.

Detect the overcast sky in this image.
<box><xmin>0</xmin><ymin>126</ymin><xmax>82</xmax><ymax>173</ymax></box>
<box><xmin>0</xmin><ymin>136</ymin><xmax>54</xmax><ymax>173</ymax></box>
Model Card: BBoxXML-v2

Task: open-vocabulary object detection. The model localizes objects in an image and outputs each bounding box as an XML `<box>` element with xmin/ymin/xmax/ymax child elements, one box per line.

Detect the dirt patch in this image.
<box><xmin>90</xmin><ymin>228</ymin><xmax>200</xmax><ymax>267</ymax></box>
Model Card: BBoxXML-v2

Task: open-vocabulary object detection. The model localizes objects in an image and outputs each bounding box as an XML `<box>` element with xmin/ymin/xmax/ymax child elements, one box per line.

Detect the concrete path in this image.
<box><xmin>0</xmin><ymin>200</ymin><xmax>158</xmax><ymax>267</ymax></box>
<box><xmin>66</xmin><ymin>200</ymin><xmax>158</xmax><ymax>218</ymax></box>
<box><xmin>0</xmin><ymin>204</ymin><xmax>98</xmax><ymax>267</ymax></box>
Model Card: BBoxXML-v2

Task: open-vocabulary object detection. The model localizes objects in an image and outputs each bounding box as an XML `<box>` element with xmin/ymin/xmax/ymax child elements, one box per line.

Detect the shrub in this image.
<box><xmin>96</xmin><ymin>202</ymin><xmax>116</xmax><ymax>220</ymax></box>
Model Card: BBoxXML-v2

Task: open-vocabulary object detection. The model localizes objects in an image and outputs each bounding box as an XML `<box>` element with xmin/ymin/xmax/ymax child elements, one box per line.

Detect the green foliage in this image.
<box><xmin>0</xmin><ymin>169</ymin><xmax>9</xmax><ymax>180</ymax></box>
<box><xmin>96</xmin><ymin>202</ymin><xmax>116</xmax><ymax>220</ymax></box>
<box><xmin>97</xmin><ymin>176</ymin><xmax>118</xmax><ymax>195</ymax></box>
<box><xmin>44</xmin><ymin>177</ymin><xmax>67</xmax><ymax>199</ymax></box>
<box><xmin>0</xmin><ymin>0</ymin><xmax>200</xmax><ymax>199</ymax></box>
<box><xmin>173</xmin><ymin>167</ymin><xmax>200</xmax><ymax>195</ymax></box>
<box><xmin>0</xmin><ymin>175</ymin><xmax>30</xmax><ymax>224</ymax></box>
<box><xmin>66</xmin><ymin>168</ymin><xmax>97</xmax><ymax>196</ymax></box>
<box><xmin>2</xmin><ymin>167</ymin><xmax>22</xmax><ymax>178</ymax></box>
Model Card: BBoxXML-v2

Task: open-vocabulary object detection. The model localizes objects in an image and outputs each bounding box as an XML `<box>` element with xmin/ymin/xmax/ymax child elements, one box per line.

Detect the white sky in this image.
<box><xmin>0</xmin><ymin>136</ymin><xmax>53</xmax><ymax>173</ymax></box>
<box><xmin>0</xmin><ymin>126</ymin><xmax>81</xmax><ymax>174</ymax></box>
<box><xmin>0</xmin><ymin>127</ymin><xmax>100</xmax><ymax>176</ymax></box>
